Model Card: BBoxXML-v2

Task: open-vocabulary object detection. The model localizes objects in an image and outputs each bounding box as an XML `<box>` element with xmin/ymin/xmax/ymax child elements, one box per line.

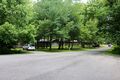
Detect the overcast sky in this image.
<box><xmin>32</xmin><ymin>0</ymin><xmax>88</xmax><ymax>3</ymax></box>
<box><xmin>73</xmin><ymin>0</ymin><xmax>88</xmax><ymax>3</ymax></box>
<box><xmin>81</xmin><ymin>0</ymin><xmax>88</xmax><ymax>3</ymax></box>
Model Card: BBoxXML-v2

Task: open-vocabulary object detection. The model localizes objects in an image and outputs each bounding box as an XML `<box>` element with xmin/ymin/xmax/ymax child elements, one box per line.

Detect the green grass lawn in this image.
<box><xmin>0</xmin><ymin>45</ymin><xmax>100</xmax><ymax>54</ymax></box>
<box><xmin>36</xmin><ymin>46</ymin><xmax>96</xmax><ymax>53</ymax></box>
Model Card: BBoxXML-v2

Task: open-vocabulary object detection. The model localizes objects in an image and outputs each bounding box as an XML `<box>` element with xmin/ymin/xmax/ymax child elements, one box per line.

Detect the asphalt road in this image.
<box><xmin>0</xmin><ymin>48</ymin><xmax>120</xmax><ymax>80</ymax></box>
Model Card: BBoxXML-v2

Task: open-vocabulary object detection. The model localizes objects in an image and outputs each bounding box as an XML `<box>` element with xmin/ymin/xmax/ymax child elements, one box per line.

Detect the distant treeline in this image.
<box><xmin>0</xmin><ymin>0</ymin><xmax>120</xmax><ymax>51</ymax></box>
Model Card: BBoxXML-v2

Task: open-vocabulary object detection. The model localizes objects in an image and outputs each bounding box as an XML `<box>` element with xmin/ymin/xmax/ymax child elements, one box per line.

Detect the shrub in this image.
<box><xmin>0</xmin><ymin>22</ymin><xmax>18</xmax><ymax>49</ymax></box>
<box><xmin>112</xmin><ymin>47</ymin><xmax>120</xmax><ymax>55</ymax></box>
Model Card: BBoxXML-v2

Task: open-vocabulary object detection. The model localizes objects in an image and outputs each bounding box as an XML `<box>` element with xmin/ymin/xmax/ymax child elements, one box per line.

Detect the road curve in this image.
<box><xmin>0</xmin><ymin>48</ymin><xmax>120</xmax><ymax>80</ymax></box>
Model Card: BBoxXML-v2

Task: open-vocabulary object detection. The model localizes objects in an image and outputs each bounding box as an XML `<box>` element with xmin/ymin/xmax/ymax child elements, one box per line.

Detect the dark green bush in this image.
<box><xmin>112</xmin><ymin>47</ymin><xmax>120</xmax><ymax>55</ymax></box>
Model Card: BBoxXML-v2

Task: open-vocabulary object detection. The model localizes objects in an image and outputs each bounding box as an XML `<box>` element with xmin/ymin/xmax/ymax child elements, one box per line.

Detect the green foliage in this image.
<box><xmin>112</xmin><ymin>47</ymin><xmax>120</xmax><ymax>55</ymax></box>
<box><xmin>34</xmin><ymin>0</ymin><xmax>70</xmax><ymax>39</ymax></box>
<box><xmin>0</xmin><ymin>22</ymin><xmax>18</xmax><ymax>48</ymax></box>
<box><xmin>69</xmin><ymin>26</ymin><xmax>80</xmax><ymax>40</ymax></box>
<box><xmin>107</xmin><ymin>2</ymin><xmax>120</xmax><ymax>45</ymax></box>
<box><xmin>80</xmin><ymin>19</ymin><xmax>98</xmax><ymax>42</ymax></box>
<box><xmin>19</xmin><ymin>24</ymin><xmax>36</xmax><ymax>44</ymax></box>
<box><xmin>1</xmin><ymin>0</ymin><xmax>120</xmax><ymax>52</ymax></box>
<box><xmin>0</xmin><ymin>0</ymin><xmax>36</xmax><ymax>52</ymax></box>
<box><xmin>96</xmin><ymin>0</ymin><xmax>120</xmax><ymax>46</ymax></box>
<box><xmin>0</xmin><ymin>3</ymin><xmax>7</xmax><ymax>25</ymax></box>
<box><xmin>33</xmin><ymin>0</ymin><xmax>106</xmax><ymax>49</ymax></box>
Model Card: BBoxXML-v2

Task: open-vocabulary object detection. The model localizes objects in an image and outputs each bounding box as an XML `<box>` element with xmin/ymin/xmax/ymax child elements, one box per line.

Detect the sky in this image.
<box><xmin>32</xmin><ymin>0</ymin><xmax>88</xmax><ymax>3</ymax></box>
<box><xmin>81</xmin><ymin>0</ymin><xmax>88</xmax><ymax>3</ymax></box>
<box><xmin>74</xmin><ymin>0</ymin><xmax>88</xmax><ymax>3</ymax></box>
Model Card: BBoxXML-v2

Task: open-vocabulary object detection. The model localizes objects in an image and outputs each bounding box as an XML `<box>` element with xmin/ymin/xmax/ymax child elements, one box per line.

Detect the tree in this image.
<box><xmin>0</xmin><ymin>1</ymin><xmax>7</xmax><ymax>25</ymax></box>
<box><xmin>80</xmin><ymin>19</ymin><xmax>100</xmax><ymax>47</ymax></box>
<box><xmin>77</xmin><ymin>0</ymin><xmax>104</xmax><ymax>47</ymax></box>
<box><xmin>106</xmin><ymin>0</ymin><xmax>120</xmax><ymax>46</ymax></box>
<box><xmin>19</xmin><ymin>24</ymin><xmax>36</xmax><ymax>44</ymax></box>
<box><xmin>0</xmin><ymin>0</ymin><xmax>36</xmax><ymax>53</ymax></box>
<box><xmin>95</xmin><ymin>0</ymin><xmax>120</xmax><ymax>47</ymax></box>
<box><xmin>68</xmin><ymin>25</ymin><xmax>80</xmax><ymax>49</ymax></box>
<box><xmin>34</xmin><ymin>0</ymin><xmax>71</xmax><ymax>50</ymax></box>
<box><xmin>0</xmin><ymin>22</ymin><xmax>18</xmax><ymax>49</ymax></box>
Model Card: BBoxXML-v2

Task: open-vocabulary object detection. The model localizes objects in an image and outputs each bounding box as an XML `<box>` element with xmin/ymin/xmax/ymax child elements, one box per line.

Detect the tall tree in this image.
<box><xmin>0</xmin><ymin>0</ymin><xmax>36</xmax><ymax>52</ymax></box>
<box><xmin>106</xmin><ymin>0</ymin><xmax>120</xmax><ymax>46</ymax></box>
<box><xmin>34</xmin><ymin>0</ymin><xmax>71</xmax><ymax>50</ymax></box>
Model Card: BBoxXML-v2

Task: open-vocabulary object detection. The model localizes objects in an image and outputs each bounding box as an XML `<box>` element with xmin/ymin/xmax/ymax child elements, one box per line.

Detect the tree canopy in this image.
<box><xmin>0</xmin><ymin>0</ymin><xmax>120</xmax><ymax>52</ymax></box>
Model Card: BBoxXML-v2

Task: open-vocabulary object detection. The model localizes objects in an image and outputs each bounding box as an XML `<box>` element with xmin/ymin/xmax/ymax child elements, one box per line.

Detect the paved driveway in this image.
<box><xmin>0</xmin><ymin>48</ymin><xmax>120</xmax><ymax>80</ymax></box>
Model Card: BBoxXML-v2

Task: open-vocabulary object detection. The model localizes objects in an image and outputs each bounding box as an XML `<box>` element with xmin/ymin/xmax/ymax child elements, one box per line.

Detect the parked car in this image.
<box><xmin>23</xmin><ymin>44</ymin><xmax>35</xmax><ymax>51</ymax></box>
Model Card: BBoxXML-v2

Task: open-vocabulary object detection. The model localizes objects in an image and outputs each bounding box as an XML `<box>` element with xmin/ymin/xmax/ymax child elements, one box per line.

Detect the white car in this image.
<box><xmin>23</xmin><ymin>44</ymin><xmax>35</xmax><ymax>51</ymax></box>
<box><xmin>27</xmin><ymin>46</ymin><xmax>35</xmax><ymax>50</ymax></box>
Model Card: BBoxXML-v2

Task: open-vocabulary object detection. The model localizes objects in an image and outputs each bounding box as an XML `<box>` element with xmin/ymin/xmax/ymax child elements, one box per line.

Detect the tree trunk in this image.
<box><xmin>58</xmin><ymin>39</ymin><xmax>61</xmax><ymax>50</ymax></box>
<box><xmin>49</xmin><ymin>36</ymin><xmax>52</xmax><ymax>50</ymax></box>
<box><xmin>61</xmin><ymin>39</ymin><xmax>64</xmax><ymax>50</ymax></box>
<box><xmin>58</xmin><ymin>38</ymin><xmax>64</xmax><ymax>50</ymax></box>
<box><xmin>71</xmin><ymin>40</ymin><xmax>74</xmax><ymax>50</ymax></box>
<box><xmin>81</xmin><ymin>42</ymin><xmax>85</xmax><ymax>48</ymax></box>
<box><xmin>68</xmin><ymin>40</ymin><xmax>71</xmax><ymax>50</ymax></box>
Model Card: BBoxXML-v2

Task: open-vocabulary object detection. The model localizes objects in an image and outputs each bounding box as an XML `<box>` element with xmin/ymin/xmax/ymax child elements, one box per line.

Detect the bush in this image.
<box><xmin>0</xmin><ymin>22</ymin><xmax>18</xmax><ymax>49</ymax></box>
<box><xmin>18</xmin><ymin>24</ymin><xmax>36</xmax><ymax>44</ymax></box>
<box><xmin>112</xmin><ymin>47</ymin><xmax>120</xmax><ymax>55</ymax></box>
